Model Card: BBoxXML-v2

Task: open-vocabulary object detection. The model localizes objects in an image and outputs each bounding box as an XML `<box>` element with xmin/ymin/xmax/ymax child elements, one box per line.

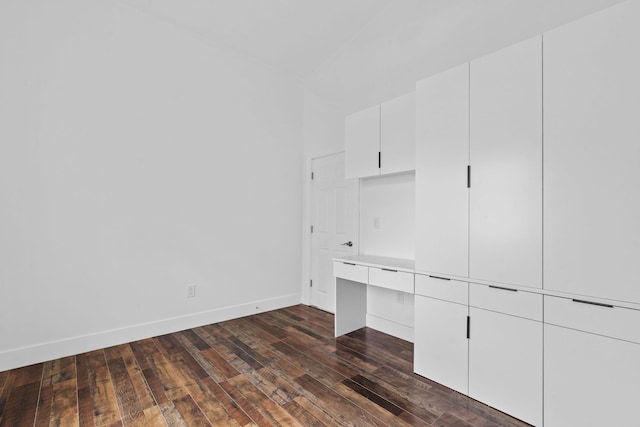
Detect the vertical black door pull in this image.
<box><xmin>466</xmin><ymin>316</ymin><xmax>470</xmax><ymax>339</ymax></box>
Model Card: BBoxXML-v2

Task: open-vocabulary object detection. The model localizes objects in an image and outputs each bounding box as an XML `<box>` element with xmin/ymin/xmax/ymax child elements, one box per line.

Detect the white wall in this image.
<box><xmin>0</xmin><ymin>0</ymin><xmax>303</xmax><ymax>371</ymax></box>
<box><xmin>359</xmin><ymin>173</ymin><xmax>415</xmax><ymax>259</ymax></box>
<box><xmin>300</xmin><ymin>89</ymin><xmax>346</xmax><ymax>305</ymax></box>
<box><xmin>359</xmin><ymin>173</ymin><xmax>416</xmax><ymax>341</ymax></box>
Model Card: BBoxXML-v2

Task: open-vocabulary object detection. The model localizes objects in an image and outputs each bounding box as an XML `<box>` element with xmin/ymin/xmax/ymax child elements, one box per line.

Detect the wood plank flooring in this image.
<box><xmin>0</xmin><ymin>304</ymin><xmax>531</xmax><ymax>426</ymax></box>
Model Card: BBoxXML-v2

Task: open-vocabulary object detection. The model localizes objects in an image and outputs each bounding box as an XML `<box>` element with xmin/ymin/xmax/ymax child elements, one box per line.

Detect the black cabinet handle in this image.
<box><xmin>466</xmin><ymin>316</ymin><xmax>470</xmax><ymax>339</ymax></box>
<box><xmin>428</xmin><ymin>275</ymin><xmax>451</xmax><ymax>281</ymax></box>
<box><xmin>343</xmin><ymin>262</ymin><xmax>356</xmax><ymax>266</ymax></box>
<box><xmin>572</xmin><ymin>299</ymin><xmax>614</xmax><ymax>308</ymax></box>
<box><xmin>381</xmin><ymin>268</ymin><xmax>398</xmax><ymax>272</ymax></box>
<box><xmin>489</xmin><ymin>285</ymin><xmax>518</xmax><ymax>292</ymax></box>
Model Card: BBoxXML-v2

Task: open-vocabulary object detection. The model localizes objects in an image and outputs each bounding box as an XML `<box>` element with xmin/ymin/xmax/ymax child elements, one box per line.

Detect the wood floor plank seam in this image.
<box><xmin>72</xmin><ymin>355</ymin><xmax>80</xmax><ymax>427</ymax></box>
<box><xmin>30</xmin><ymin>360</ymin><xmax>45</xmax><ymax>427</ymax></box>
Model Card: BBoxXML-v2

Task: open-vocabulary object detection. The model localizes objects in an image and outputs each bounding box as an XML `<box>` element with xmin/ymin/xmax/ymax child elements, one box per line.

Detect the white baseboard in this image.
<box><xmin>366</xmin><ymin>314</ymin><xmax>414</xmax><ymax>343</ymax></box>
<box><xmin>0</xmin><ymin>293</ymin><xmax>300</xmax><ymax>372</ymax></box>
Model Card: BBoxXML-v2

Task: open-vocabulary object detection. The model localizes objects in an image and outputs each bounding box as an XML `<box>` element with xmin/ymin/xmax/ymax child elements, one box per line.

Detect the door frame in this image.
<box><xmin>302</xmin><ymin>150</ymin><xmax>359</xmax><ymax>309</ymax></box>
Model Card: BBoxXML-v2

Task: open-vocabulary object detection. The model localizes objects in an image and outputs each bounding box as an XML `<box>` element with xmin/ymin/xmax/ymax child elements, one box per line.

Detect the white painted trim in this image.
<box><xmin>366</xmin><ymin>313</ymin><xmax>414</xmax><ymax>343</ymax></box>
<box><xmin>0</xmin><ymin>293</ymin><xmax>300</xmax><ymax>372</ymax></box>
<box><xmin>302</xmin><ymin>149</ymin><xmax>346</xmax><ymax>306</ymax></box>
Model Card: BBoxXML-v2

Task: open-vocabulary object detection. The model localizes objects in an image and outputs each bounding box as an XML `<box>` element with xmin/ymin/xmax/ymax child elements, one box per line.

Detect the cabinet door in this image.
<box><xmin>414</xmin><ymin>294</ymin><xmax>468</xmax><ymax>395</ymax></box>
<box><xmin>469</xmin><ymin>36</ymin><xmax>542</xmax><ymax>288</ymax></box>
<box><xmin>345</xmin><ymin>105</ymin><xmax>380</xmax><ymax>179</ymax></box>
<box><xmin>415</xmin><ymin>64</ymin><xmax>469</xmax><ymax>276</ymax></box>
<box><xmin>544</xmin><ymin>1</ymin><xmax>640</xmax><ymax>302</ymax></box>
<box><xmin>544</xmin><ymin>324</ymin><xmax>640</xmax><ymax>427</ymax></box>
<box><xmin>469</xmin><ymin>308</ymin><xmax>542</xmax><ymax>426</ymax></box>
<box><xmin>380</xmin><ymin>92</ymin><xmax>415</xmax><ymax>175</ymax></box>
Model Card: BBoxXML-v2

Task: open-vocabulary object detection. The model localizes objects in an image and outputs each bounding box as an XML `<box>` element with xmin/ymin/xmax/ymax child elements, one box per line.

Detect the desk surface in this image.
<box><xmin>333</xmin><ymin>255</ymin><xmax>414</xmax><ymax>273</ymax></box>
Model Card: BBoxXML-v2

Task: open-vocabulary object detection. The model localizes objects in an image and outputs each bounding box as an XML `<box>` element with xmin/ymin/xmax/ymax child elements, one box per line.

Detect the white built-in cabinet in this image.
<box><xmin>544</xmin><ymin>295</ymin><xmax>640</xmax><ymax>426</ymax></box>
<box><xmin>414</xmin><ymin>275</ymin><xmax>542</xmax><ymax>426</ymax></box>
<box><xmin>343</xmin><ymin>2</ymin><xmax>640</xmax><ymax>426</ymax></box>
<box><xmin>414</xmin><ymin>275</ymin><xmax>468</xmax><ymax>395</ymax></box>
<box><xmin>415</xmin><ymin>64</ymin><xmax>469</xmax><ymax>277</ymax></box>
<box><xmin>415</xmin><ymin>36</ymin><xmax>542</xmax><ymax>289</ymax></box>
<box><xmin>345</xmin><ymin>92</ymin><xmax>415</xmax><ymax>179</ymax></box>
<box><xmin>544</xmin><ymin>0</ymin><xmax>640</xmax><ymax>304</ymax></box>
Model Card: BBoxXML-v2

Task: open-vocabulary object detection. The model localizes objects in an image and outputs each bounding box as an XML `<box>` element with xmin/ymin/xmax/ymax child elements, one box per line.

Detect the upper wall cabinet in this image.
<box><xmin>415</xmin><ymin>64</ymin><xmax>469</xmax><ymax>277</ymax></box>
<box><xmin>416</xmin><ymin>37</ymin><xmax>542</xmax><ymax>289</ymax></box>
<box><xmin>380</xmin><ymin>92</ymin><xmax>416</xmax><ymax>175</ymax></box>
<box><xmin>544</xmin><ymin>1</ymin><xmax>640</xmax><ymax>303</ymax></box>
<box><xmin>469</xmin><ymin>36</ymin><xmax>542</xmax><ymax>288</ymax></box>
<box><xmin>345</xmin><ymin>92</ymin><xmax>415</xmax><ymax>179</ymax></box>
<box><xmin>345</xmin><ymin>104</ymin><xmax>380</xmax><ymax>179</ymax></box>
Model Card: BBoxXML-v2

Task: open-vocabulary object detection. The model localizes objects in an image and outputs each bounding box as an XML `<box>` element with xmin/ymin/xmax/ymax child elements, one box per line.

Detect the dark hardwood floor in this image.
<box><xmin>0</xmin><ymin>304</ymin><xmax>530</xmax><ymax>426</ymax></box>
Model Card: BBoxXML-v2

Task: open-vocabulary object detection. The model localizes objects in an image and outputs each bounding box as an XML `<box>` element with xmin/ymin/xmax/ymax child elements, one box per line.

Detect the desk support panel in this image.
<box><xmin>335</xmin><ymin>278</ymin><xmax>367</xmax><ymax>337</ymax></box>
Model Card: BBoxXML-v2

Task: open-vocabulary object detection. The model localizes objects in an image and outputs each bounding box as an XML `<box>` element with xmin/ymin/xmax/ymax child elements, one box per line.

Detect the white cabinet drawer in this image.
<box><xmin>368</xmin><ymin>267</ymin><xmax>414</xmax><ymax>293</ymax></box>
<box><xmin>415</xmin><ymin>274</ymin><xmax>468</xmax><ymax>305</ymax></box>
<box><xmin>333</xmin><ymin>261</ymin><xmax>368</xmax><ymax>283</ymax></box>
<box><xmin>470</xmin><ymin>284</ymin><xmax>542</xmax><ymax>321</ymax></box>
<box><xmin>545</xmin><ymin>295</ymin><xmax>640</xmax><ymax>344</ymax></box>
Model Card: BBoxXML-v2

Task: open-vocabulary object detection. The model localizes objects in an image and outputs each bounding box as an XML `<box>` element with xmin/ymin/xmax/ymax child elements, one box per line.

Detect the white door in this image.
<box><xmin>469</xmin><ymin>36</ymin><xmax>542</xmax><ymax>288</ymax></box>
<box><xmin>414</xmin><ymin>294</ymin><xmax>469</xmax><ymax>395</ymax></box>
<box><xmin>544</xmin><ymin>1</ymin><xmax>640</xmax><ymax>303</ymax></box>
<box><xmin>310</xmin><ymin>152</ymin><xmax>358</xmax><ymax>313</ymax></box>
<box><xmin>544</xmin><ymin>324</ymin><xmax>640</xmax><ymax>427</ymax></box>
<box><xmin>468</xmin><ymin>308</ymin><xmax>542</xmax><ymax>426</ymax></box>
<box><xmin>380</xmin><ymin>92</ymin><xmax>415</xmax><ymax>175</ymax></box>
<box><xmin>415</xmin><ymin>63</ymin><xmax>469</xmax><ymax>277</ymax></box>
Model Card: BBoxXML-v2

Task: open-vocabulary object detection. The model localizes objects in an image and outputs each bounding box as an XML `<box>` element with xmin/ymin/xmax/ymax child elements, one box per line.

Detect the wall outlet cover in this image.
<box><xmin>187</xmin><ymin>285</ymin><xmax>196</xmax><ymax>298</ymax></box>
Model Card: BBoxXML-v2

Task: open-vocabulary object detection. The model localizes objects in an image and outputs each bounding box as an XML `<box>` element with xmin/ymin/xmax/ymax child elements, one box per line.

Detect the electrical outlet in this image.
<box><xmin>396</xmin><ymin>291</ymin><xmax>404</xmax><ymax>304</ymax></box>
<box><xmin>187</xmin><ymin>284</ymin><xmax>196</xmax><ymax>298</ymax></box>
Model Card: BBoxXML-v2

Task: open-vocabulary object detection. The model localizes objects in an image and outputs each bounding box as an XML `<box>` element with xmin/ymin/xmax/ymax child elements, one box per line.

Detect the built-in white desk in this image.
<box><xmin>333</xmin><ymin>255</ymin><xmax>414</xmax><ymax>337</ymax></box>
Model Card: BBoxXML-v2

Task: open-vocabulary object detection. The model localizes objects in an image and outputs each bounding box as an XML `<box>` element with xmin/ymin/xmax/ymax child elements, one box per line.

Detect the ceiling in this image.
<box><xmin>117</xmin><ymin>0</ymin><xmax>391</xmax><ymax>78</ymax></box>
<box><xmin>118</xmin><ymin>0</ymin><xmax>625</xmax><ymax>112</ymax></box>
